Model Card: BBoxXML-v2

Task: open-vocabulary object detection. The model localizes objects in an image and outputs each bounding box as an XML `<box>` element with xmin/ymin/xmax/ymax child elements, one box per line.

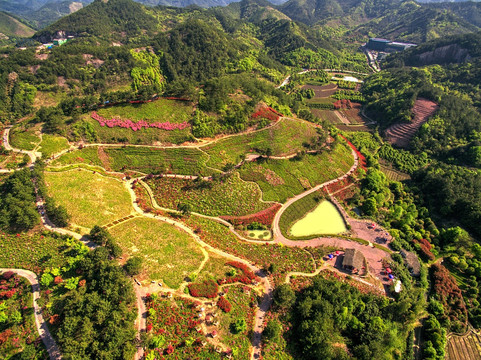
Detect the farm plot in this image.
<box><xmin>312</xmin><ymin>109</ymin><xmax>341</xmax><ymax>125</ymax></box>
<box><xmin>144</xmin><ymin>173</ymin><xmax>271</xmax><ymax>216</ymax></box>
<box><xmin>239</xmin><ymin>144</ymin><xmax>353</xmax><ymax>203</ymax></box>
<box><xmin>104</xmin><ymin>146</ymin><xmax>213</xmax><ymax>175</ymax></box>
<box><xmin>302</xmin><ymin>83</ymin><xmax>338</xmax><ymax>98</ymax></box>
<box><xmin>203</xmin><ymin>118</ymin><xmax>319</xmax><ymax>169</ymax></box>
<box><xmin>110</xmin><ymin>217</ymin><xmax>204</xmax><ymax>288</ymax></box>
<box><xmin>44</xmin><ymin>169</ymin><xmax>132</xmax><ymax>228</ymax></box>
<box><xmin>380</xmin><ymin>165</ymin><xmax>410</xmax><ymax>181</ymax></box>
<box><xmin>446</xmin><ymin>330</ymin><xmax>481</xmax><ymax>360</ymax></box>
<box><xmin>0</xmin><ymin>272</ymin><xmax>48</xmax><ymax>360</ymax></box>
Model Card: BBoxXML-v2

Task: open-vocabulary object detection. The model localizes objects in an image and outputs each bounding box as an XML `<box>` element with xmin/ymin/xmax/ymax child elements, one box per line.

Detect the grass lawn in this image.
<box><xmin>203</xmin><ymin>118</ymin><xmax>319</xmax><ymax>170</ymax></box>
<box><xmin>51</xmin><ymin>146</ymin><xmax>103</xmax><ymax>167</ymax></box>
<box><xmin>239</xmin><ymin>143</ymin><xmax>353</xmax><ymax>202</ymax></box>
<box><xmin>219</xmin><ymin>285</ymin><xmax>255</xmax><ymax>359</ymax></box>
<box><xmin>104</xmin><ymin>146</ymin><xmax>213</xmax><ymax>175</ymax></box>
<box><xmin>109</xmin><ymin>217</ymin><xmax>204</xmax><ymax>288</ymax></box>
<box><xmin>9</xmin><ymin>124</ymin><xmax>41</xmax><ymax>151</ymax></box>
<box><xmin>0</xmin><ymin>273</ymin><xmax>48</xmax><ymax>359</ymax></box>
<box><xmin>289</xmin><ymin>200</ymin><xmax>347</xmax><ymax>237</ymax></box>
<box><xmin>246</xmin><ymin>230</ymin><xmax>271</xmax><ymax>240</ymax></box>
<box><xmin>144</xmin><ymin>173</ymin><xmax>271</xmax><ymax>216</ymax></box>
<box><xmin>83</xmin><ymin>99</ymin><xmax>194</xmax><ymax>145</ymax></box>
<box><xmin>44</xmin><ymin>169</ymin><xmax>132</xmax><ymax>228</ymax></box>
<box><xmin>38</xmin><ymin>134</ymin><xmax>70</xmax><ymax>159</ymax></box>
<box><xmin>0</xmin><ymin>232</ymin><xmax>75</xmax><ymax>273</ymax></box>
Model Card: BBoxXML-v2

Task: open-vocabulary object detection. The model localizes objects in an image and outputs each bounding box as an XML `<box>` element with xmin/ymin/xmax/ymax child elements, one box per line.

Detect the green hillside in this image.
<box><xmin>0</xmin><ymin>11</ymin><xmax>35</xmax><ymax>38</ymax></box>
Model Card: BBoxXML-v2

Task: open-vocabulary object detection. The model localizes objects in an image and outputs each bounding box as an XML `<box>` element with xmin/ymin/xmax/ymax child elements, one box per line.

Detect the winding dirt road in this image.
<box><xmin>0</xmin><ymin>268</ymin><xmax>62</xmax><ymax>360</ymax></box>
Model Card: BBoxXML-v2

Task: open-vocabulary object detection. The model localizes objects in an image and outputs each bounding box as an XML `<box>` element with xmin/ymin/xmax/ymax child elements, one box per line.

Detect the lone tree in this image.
<box><xmin>125</xmin><ymin>256</ymin><xmax>143</xmax><ymax>276</ymax></box>
<box><xmin>273</xmin><ymin>284</ymin><xmax>296</xmax><ymax>308</ymax></box>
<box><xmin>177</xmin><ymin>202</ymin><xmax>192</xmax><ymax>216</ymax></box>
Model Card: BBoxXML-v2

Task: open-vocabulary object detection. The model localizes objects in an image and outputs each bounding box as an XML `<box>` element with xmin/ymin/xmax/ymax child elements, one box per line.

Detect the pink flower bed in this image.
<box><xmin>91</xmin><ymin>111</ymin><xmax>190</xmax><ymax>132</ymax></box>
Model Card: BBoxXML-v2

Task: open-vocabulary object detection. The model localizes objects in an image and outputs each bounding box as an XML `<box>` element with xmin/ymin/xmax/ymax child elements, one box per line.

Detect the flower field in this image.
<box><xmin>203</xmin><ymin>118</ymin><xmax>319</xmax><ymax>170</ymax></box>
<box><xmin>0</xmin><ymin>232</ymin><xmax>73</xmax><ymax>274</ymax></box>
<box><xmin>145</xmin><ymin>295</ymin><xmax>223</xmax><ymax>360</ymax></box>
<box><xmin>91</xmin><ymin>112</ymin><xmax>190</xmax><ymax>131</ymax></box>
<box><xmin>109</xmin><ymin>217</ymin><xmax>204</xmax><ymax>288</ymax></box>
<box><xmin>44</xmin><ymin>169</ymin><xmax>133</xmax><ymax>228</ymax></box>
<box><xmin>86</xmin><ymin>99</ymin><xmax>193</xmax><ymax>145</ymax></box>
<box><xmin>144</xmin><ymin>174</ymin><xmax>271</xmax><ymax>216</ymax></box>
<box><xmin>184</xmin><ymin>217</ymin><xmax>315</xmax><ymax>285</ymax></box>
<box><xmin>0</xmin><ymin>272</ymin><xmax>48</xmax><ymax>359</ymax></box>
<box><xmin>239</xmin><ymin>144</ymin><xmax>354</xmax><ymax>202</ymax></box>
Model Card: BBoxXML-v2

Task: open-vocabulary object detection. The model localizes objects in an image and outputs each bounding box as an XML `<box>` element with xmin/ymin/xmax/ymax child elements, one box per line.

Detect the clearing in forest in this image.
<box><xmin>44</xmin><ymin>169</ymin><xmax>132</xmax><ymax>228</ymax></box>
<box><xmin>109</xmin><ymin>217</ymin><xmax>204</xmax><ymax>288</ymax></box>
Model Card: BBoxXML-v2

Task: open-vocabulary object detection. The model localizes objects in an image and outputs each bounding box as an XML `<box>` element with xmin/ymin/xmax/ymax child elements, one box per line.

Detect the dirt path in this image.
<box><xmin>0</xmin><ymin>268</ymin><xmax>62</xmax><ymax>360</ymax></box>
<box><xmin>2</xmin><ymin>126</ymin><xmax>41</xmax><ymax>165</ymax></box>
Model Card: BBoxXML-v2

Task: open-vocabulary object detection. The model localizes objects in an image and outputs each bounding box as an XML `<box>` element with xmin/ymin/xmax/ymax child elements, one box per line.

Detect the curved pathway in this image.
<box><xmin>0</xmin><ymin>268</ymin><xmax>62</xmax><ymax>360</ymax></box>
<box><xmin>124</xmin><ymin>179</ymin><xmax>273</xmax><ymax>360</ymax></box>
<box><xmin>3</xmin><ymin>126</ymin><xmax>41</xmax><ymax>165</ymax></box>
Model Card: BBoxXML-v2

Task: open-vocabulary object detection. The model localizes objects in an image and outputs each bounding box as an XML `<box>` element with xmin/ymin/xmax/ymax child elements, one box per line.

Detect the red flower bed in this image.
<box><xmin>217</xmin><ymin>261</ymin><xmax>259</xmax><ymax>285</ymax></box>
<box><xmin>339</xmin><ymin>135</ymin><xmax>367</xmax><ymax>171</ymax></box>
<box><xmin>187</xmin><ymin>279</ymin><xmax>219</xmax><ymax>298</ymax></box>
<box><xmin>217</xmin><ymin>296</ymin><xmax>232</xmax><ymax>313</ymax></box>
<box><xmin>431</xmin><ymin>264</ymin><xmax>468</xmax><ymax>329</ymax></box>
<box><xmin>414</xmin><ymin>238</ymin><xmax>435</xmax><ymax>261</ymax></box>
<box><xmin>220</xmin><ymin>203</ymin><xmax>281</xmax><ymax>226</ymax></box>
<box><xmin>250</xmin><ymin>106</ymin><xmax>283</xmax><ymax>122</ymax></box>
<box><xmin>91</xmin><ymin>111</ymin><xmax>190</xmax><ymax>132</ymax></box>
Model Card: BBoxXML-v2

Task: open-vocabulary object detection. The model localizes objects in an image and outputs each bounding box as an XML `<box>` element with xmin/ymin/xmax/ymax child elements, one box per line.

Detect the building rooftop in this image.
<box><xmin>342</xmin><ymin>249</ymin><xmax>365</xmax><ymax>270</ymax></box>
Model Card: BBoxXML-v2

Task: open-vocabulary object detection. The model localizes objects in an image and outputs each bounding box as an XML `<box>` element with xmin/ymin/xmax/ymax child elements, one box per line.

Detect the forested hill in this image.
<box><xmin>34</xmin><ymin>0</ymin><xmax>159</xmax><ymax>42</ymax></box>
<box><xmin>384</xmin><ymin>31</ymin><xmax>481</xmax><ymax>67</ymax></box>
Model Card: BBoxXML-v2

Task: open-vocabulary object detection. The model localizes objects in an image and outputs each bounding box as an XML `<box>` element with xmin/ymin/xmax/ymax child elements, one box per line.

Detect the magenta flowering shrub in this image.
<box><xmin>91</xmin><ymin>111</ymin><xmax>190</xmax><ymax>132</ymax></box>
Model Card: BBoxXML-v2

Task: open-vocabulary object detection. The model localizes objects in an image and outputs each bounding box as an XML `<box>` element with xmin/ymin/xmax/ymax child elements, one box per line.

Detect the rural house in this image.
<box><xmin>342</xmin><ymin>249</ymin><xmax>365</xmax><ymax>274</ymax></box>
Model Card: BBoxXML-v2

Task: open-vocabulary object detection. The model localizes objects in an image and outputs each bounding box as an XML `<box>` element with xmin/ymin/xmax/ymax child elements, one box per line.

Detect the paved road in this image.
<box><xmin>0</xmin><ymin>268</ymin><xmax>62</xmax><ymax>360</ymax></box>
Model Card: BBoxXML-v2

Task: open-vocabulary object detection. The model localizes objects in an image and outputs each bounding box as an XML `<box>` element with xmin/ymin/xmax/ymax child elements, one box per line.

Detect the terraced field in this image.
<box><xmin>385</xmin><ymin>98</ymin><xmax>439</xmax><ymax>148</ymax></box>
<box><xmin>447</xmin><ymin>329</ymin><xmax>481</xmax><ymax>360</ymax></box>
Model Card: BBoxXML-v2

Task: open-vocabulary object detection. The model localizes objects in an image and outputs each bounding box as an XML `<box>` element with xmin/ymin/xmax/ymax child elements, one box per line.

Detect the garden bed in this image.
<box><xmin>144</xmin><ymin>173</ymin><xmax>271</xmax><ymax>216</ymax></box>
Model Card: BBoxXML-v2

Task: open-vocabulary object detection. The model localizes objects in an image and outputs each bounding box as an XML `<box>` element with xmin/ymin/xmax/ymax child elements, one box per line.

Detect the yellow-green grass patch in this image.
<box><xmin>239</xmin><ymin>143</ymin><xmax>353</xmax><ymax>202</ymax></box>
<box><xmin>289</xmin><ymin>200</ymin><xmax>347</xmax><ymax>237</ymax></box>
<box><xmin>38</xmin><ymin>134</ymin><xmax>70</xmax><ymax>159</ymax></box>
<box><xmin>44</xmin><ymin>169</ymin><xmax>132</xmax><ymax>228</ymax></box>
<box><xmin>109</xmin><ymin>217</ymin><xmax>204</xmax><ymax>288</ymax></box>
<box><xmin>203</xmin><ymin>118</ymin><xmax>319</xmax><ymax>169</ymax></box>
